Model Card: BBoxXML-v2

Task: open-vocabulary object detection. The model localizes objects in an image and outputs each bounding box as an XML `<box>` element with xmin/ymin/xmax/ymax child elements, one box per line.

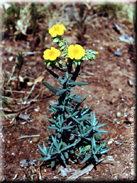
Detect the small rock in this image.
<box><xmin>22</xmin><ymin>44</ymin><xmax>26</xmax><ymax>49</ymax></box>
<box><xmin>35</xmin><ymin>106</ymin><xmax>40</xmax><ymax>112</ymax></box>
<box><xmin>113</xmin><ymin>118</ymin><xmax>117</xmax><ymax>123</ymax></box>
<box><xmin>20</xmin><ymin>159</ymin><xmax>37</xmax><ymax>168</ymax></box>
<box><xmin>117</xmin><ymin>112</ymin><xmax>122</xmax><ymax>117</ymax></box>
<box><xmin>114</xmin><ymin>51</ymin><xmax>122</xmax><ymax>56</ymax></box>
<box><xmin>115</xmin><ymin>141</ymin><xmax>122</xmax><ymax>145</ymax></box>
<box><xmin>128</xmin><ymin>80</ymin><xmax>134</xmax><ymax>87</ymax></box>
<box><xmin>32</xmin><ymin>137</ymin><xmax>40</xmax><ymax>143</ymax></box>
<box><xmin>110</xmin><ymin>98</ymin><xmax>117</xmax><ymax>104</ymax></box>
<box><xmin>108</xmin><ymin>138</ymin><xmax>114</xmax><ymax>145</ymax></box>
<box><xmin>116</xmin><ymin>121</ymin><xmax>120</xmax><ymax>124</ymax></box>
<box><xmin>9</xmin><ymin>56</ymin><xmax>14</xmax><ymax>62</ymax></box>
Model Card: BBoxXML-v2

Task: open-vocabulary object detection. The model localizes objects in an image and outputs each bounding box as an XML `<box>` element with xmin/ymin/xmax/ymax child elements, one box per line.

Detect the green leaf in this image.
<box><xmin>47</xmin><ymin>126</ymin><xmax>59</xmax><ymax>130</ymax></box>
<box><xmin>81</xmin><ymin>107</ymin><xmax>91</xmax><ymax>116</ymax></box>
<box><xmin>97</xmin><ymin>129</ymin><xmax>109</xmax><ymax>133</ymax></box>
<box><xmin>91</xmin><ymin>137</ymin><xmax>96</xmax><ymax>152</ymax></box>
<box><xmin>37</xmin><ymin>157</ymin><xmax>50</xmax><ymax>161</ymax></box>
<box><xmin>56</xmin><ymin>89</ymin><xmax>66</xmax><ymax>96</ymax></box>
<box><xmin>60</xmin><ymin>45</ymin><xmax>66</xmax><ymax>50</ymax></box>
<box><xmin>69</xmin><ymin>134</ymin><xmax>75</xmax><ymax>141</ymax></box>
<box><xmin>43</xmin><ymin>141</ymin><xmax>47</xmax><ymax>154</ymax></box>
<box><xmin>78</xmin><ymin>113</ymin><xmax>90</xmax><ymax>121</ymax></box>
<box><xmin>97</xmin><ymin>122</ymin><xmax>109</xmax><ymax>128</ymax></box>
<box><xmin>62</xmin><ymin>126</ymin><xmax>75</xmax><ymax>130</ymax></box>
<box><xmin>81</xmin><ymin>154</ymin><xmax>91</xmax><ymax>164</ymax></box>
<box><xmin>64</xmin><ymin>151</ymin><xmax>69</xmax><ymax>159</ymax></box>
<box><xmin>52</xmin><ymin>136</ymin><xmax>58</xmax><ymax>148</ymax></box>
<box><xmin>46</xmin><ymin>107</ymin><xmax>56</xmax><ymax>112</ymax></box>
<box><xmin>46</xmin><ymin>62</ymin><xmax>51</xmax><ymax>67</ymax></box>
<box><xmin>93</xmin><ymin>154</ymin><xmax>98</xmax><ymax>162</ymax></box>
<box><xmin>60</xmin><ymin>153</ymin><xmax>66</xmax><ymax>163</ymax></box>
<box><xmin>44</xmin><ymin>116</ymin><xmax>56</xmax><ymax>124</ymax></box>
<box><xmin>52</xmin><ymin>37</ymin><xmax>59</xmax><ymax>43</ymax></box>
<box><xmin>83</xmin><ymin>145</ymin><xmax>91</xmax><ymax>152</ymax></box>
<box><xmin>69</xmin><ymin>81</ymin><xmax>88</xmax><ymax>86</ymax></box>
<box><xmin>100</xmin><ymin>148</ymin><xmax>111</xmax><ymax>154</ymax></box>
<box><xmin>51</xmin><ymin>160</ymin><xmax>56</xmax><ymax>168</ymax></box>
<box><xmin>71</xmin><ymin>116</ymin><xmax>80</xmax><ymax>124</ymax></box>
<box><xmin>61</xmin><ymin>142</ymin><xmax>77</xmax><ymax>152</ymax></box>
<box><xmin>94</xmin><ymin>145</ymin><xmax>102</xmax><ymax>154</ymax></box>
<box><xmin>93</xmin><ymin>133</ymin><xmax>101</xmax><ymax>140</ymax></box>
<box><xmin>43</xmin><ymin>82</ymin><xmax>58</xmax><ymax>94</ymax></box>
<box><xmin>38</xmin><ymin>144</ymin><xmax>47</xmax><ymax>156</ymax></box>
<box><xmin>59</xmin><ymin>41</ymin><xmax>64</xmax><ymax>47</ymax></box>
<box><xmin>73</xmin><ymin>96</ymin><xmax>83</xmax><ymax>103</ymax></box>
<box><xmin>46</xmin><ymin>67</ymin><xmax>62</xmax><ymax>82</ymax></box>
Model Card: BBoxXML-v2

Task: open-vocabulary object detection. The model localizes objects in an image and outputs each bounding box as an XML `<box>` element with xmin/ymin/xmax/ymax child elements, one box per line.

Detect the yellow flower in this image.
<box><xmin>49</xmin><ymin>24</ymin><xmax>66</xmax><ymax>37</ymax></box>
<box><xmin>68</xmin><ymin>44</ymin><xmax>85</xmax><ymax>60</ymax></box>
<box><xmin>43</xmin><ymin>47</ymin><xmax>61</xmax><ymax>61</ymax></box>
<box><xmin>95</xmin><ymin>52</ymin><xmax>98</xmax><ymax>54</ymax></box>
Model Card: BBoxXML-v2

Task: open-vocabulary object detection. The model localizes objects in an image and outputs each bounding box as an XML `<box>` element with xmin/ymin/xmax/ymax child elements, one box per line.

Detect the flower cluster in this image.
<box><xmin>43</xmin><ymin>24</ymin><xmax>98</xmax><ymax>67</ymax></box>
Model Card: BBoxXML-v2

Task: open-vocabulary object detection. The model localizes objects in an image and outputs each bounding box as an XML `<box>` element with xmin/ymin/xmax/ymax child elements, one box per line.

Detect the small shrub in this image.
<box><xmin>37</xmin><ymin>24</ymin><xmax>111</xmax><ymax>169</ymax></box>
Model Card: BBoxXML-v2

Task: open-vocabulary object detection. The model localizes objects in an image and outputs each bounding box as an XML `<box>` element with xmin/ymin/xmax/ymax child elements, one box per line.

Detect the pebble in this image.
<box><xmin>108</xmin><ymin>138</ymin><xmax>114</xmax><ymax>145</ymax></box>
<box><xmin>128</xmin><ymin>80</ymin><xmax>134</xmax><ymax>87</ymax></box>
<box><xmin>100</xmin><ymin>47</ymin><xmax>103</xmax><ymax>50</ymax></box>
<box><xmin>115</xmin><ymin>141</ymin><xmax>122</xmax><ymax>145</ymax></box>
<box><xmin>9</xmin><ymin>56</ymin><xmax>14</xmax><ymax>62</ymax></box>
<box><xmin>113</xmin><ymin>118</ymin><xmax>117</xmax><ymax>123</ymax></box>
<box><xmin>116</xmin><ymin>121</ymin><xmax>120</xmax><ymax>124</ymax></box>
<box><xmin>22</xmin><ymin>44</ymin><xmax>26</xmax><ymax>49</ymax></box>
<box><xmin>114</xmin><ymin>51</ymin><xmax>122</xmax><ymax>56</ymax></box>
<box><xmin>32</xmin><ymin>137</ymin><xmax>40</xmax><ymax>143</ymax></box>
<box><xmin>127</xmin><ymin>59</ymin><xmax>130</xmax><ymax>63</ymax></box>
<box><xmin>35</xmin><ymin>106</ymin><xmax>40</xmax><ymax>112</ymax></box>
<box><xmin>117</xmin><ymin>112</ymin><xmax>122</xmax><ymax>117</ymax></box>
<box><xmin>110</xmin><ymin>98</ymin><xmax>116</xmax><ymax>104</ymax></box>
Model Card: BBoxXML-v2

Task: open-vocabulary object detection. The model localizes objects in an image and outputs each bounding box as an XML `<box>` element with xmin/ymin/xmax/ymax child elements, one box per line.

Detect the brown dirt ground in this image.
<box><xmin>0</xmin><ymin>2</ymin><xmax>136</xmax><ymax>181</ymax></box>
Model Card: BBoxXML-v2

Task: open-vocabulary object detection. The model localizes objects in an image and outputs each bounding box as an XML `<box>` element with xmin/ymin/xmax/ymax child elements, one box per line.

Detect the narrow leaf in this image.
<box><xmin>56</xmin><ymin>89</ymin><xmax>67</xmax><ymax>96</ymax></box>
<box><xmin>46</xmin><ymin>126</ymin><xmax>59</xmax><ymax>130</ymax></box>
<box><xmin>38</xmin><ymin>144</ymin><xmax>47</xmax><ymax>156</ymax></box>
<box><xmin>73</xmin><ymin>96</ymin><xmax>83</xmax><ymax>103</ymax></box>
<box><xmin>69</xmin><ymin>81</ymin><xmax>88</xmax><ymax>86</ymax></box>
<box><xmin>83</xmin><ymin>145</ymin><xmax>91</xmax><ymax>152</ymax></box>
<box><xmin>81</xmin><ymin>154</ymin><xmax>91</xmax><ymax>164</ymax></box>
<box><xmin>93</xmin><ymin>154</ymin><xmax>98</xmax><ymax>162</ymax></box>
<box><xmin>43</xmin><ymin>81</ymin><xmax>58</xmax><ymax>94</ymax></box>
<box><xmin>97</xmin><ymin>122</ymin><xmax>109</xmax><ymax>128</ymax></box>
<box><xmin>46</xmin><ymin>67</ymin><xmax>62</xmax><ymax>82</ymax></box>
<box><xmin>51</xmin><ymin>160</ymin><xmax>56</xmax><ymax>168</ymax></box>
<box><xmin>100</xmin><ymin>148</ymin><xmax>111</xmax><ymax>154</ymax></box>
<box><xmin>64</xmin><ymin>151</ymin><xmax>69</xmax><ymax>159</ymax></box>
